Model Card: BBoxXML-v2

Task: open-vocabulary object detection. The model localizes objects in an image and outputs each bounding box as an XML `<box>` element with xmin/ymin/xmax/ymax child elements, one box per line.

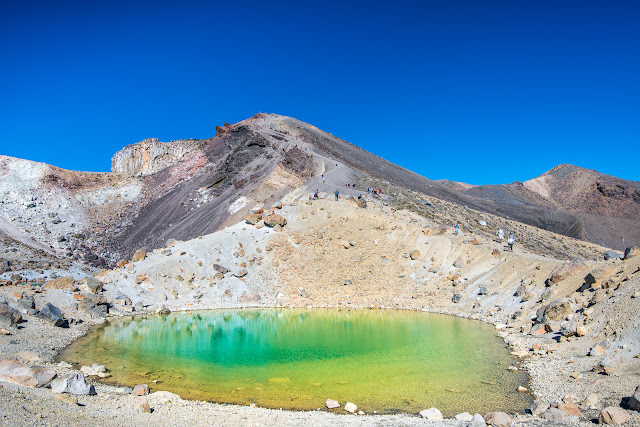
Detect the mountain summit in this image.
<box><xmin>0</xmin><ymin>113</ymin><xmax>637</xmax><ymax>266</ymax></box>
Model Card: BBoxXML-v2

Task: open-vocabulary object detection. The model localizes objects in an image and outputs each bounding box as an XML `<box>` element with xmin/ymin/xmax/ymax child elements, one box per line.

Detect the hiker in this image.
<box><xmin>454</xmin><ymin>223</ymin><xmax>459</xmax><ymax>235</ymax></box>
<box><xmin>357</xmin><ymin>194</ymin><xmax>362</xmax><ymax>200</ymax></box>
<box><xmin>313</xmin><ymin>190</ymin><xmax>319</xmax><ymax>200</ymax></box>
<box><xmin>335</xmin><ymin>190</ymin><xmax>339</xmax><ymax>201</ymax></box>
<box><xmin>508</xmin><ymin>231</ymin><xmax>515</xmax><ymax>251</ymax></box>
<box><xmin>497</xmin><ymin>228</ymin><xmax>504</xmax><ymax>242</ymax></box>
<box><xmin>322</xmin><ymin>174</ymin><xmax>325</xmax><ymax>183</ymax></box>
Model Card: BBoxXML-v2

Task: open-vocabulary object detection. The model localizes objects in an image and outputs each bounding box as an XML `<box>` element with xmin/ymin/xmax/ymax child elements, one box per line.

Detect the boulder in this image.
<box><xmin>419</xmin><ymin>408</ymin><xmax>443</xmax><ymax>420</ymax></box>
<box><xmin>454</xmin><ymin>412</ymin><xmax>473</xmax><ymax>422</ymax></box>
<box><xmin>80</xmin><ymin>364</ymin><xmax>106</xmax><ymax>376</ymax></box>
<box><xmin>79</xmin><ymin>301</ymin><xmax>106</xmax><ymax>319</ymax></box>
<box><xmin>543</xmin><ymin>407</ymin><xmax>578</xmax><ymax>424</ymax></box>
<box><xmin>538</xmin><ymin>299</ymin><xmax>572</xmax><ymax>323</ymax></box>
<box><xmin>557</xmin><ymin>402</ymin><xmax>580</xmax><ymax>417</ymax></box>
<box><xmin>597</xmin><ymin>357</ymin><xmax>618</xmax><ymax>375</ymax></box>
<box><xmin>581</xmin><ymin>394</ymin><xmax>598</xmax><ymax>410</ymax></box>
<box><xmin>156</xmin><ymin>306</ymin><xmax>171</xmax><ymax>315</ymax></box>
<box><xmin>560</xmin><ymin>321</ymin><xmax>578</xmax><ymax>337</ymax></box>
<box><xmin>604</xmin><ymin>250</ymin><xmax>622</xmax><ymax>260</ymax></box>
<box><xmin>452</xmin><ymin>293</ymin><xmax>462</xmax><ymax>303</ymax></box>
<box><xmin>264</xmin><ymin>214</ymin><xmax>287</xmax><ymax>228</ymax></box>
<box><xmin>16</xmin><ymin>295</ymin><xmax>35</xmax><ymax>310</ymax></box>
<box><xmin>244</xmin><ymin>213</ymin><xmax>263</xmax><ymax>225</ymax></box>
<box><xmin>212</xmin><ymin>264</ymin><xmax>230</xmax><ymax>274</ymax></box>
<box><xmin>131</xmin><ymin>249</ymin><xmax>147</xmax><ymax>262</ymax></box>
<box><xmin>325</xmin><ymin>399</ymin><xmax>340</xmax><ymax>409</ymax></box>
<box><xmin>81</xmin><ymin>277</ymin><xmax>103</xmax><ymax>294</ymax></box>
<box><xmin>624</xmin><ymin>245</ymin><xmax>640</xmax><ymax>260</ymax></box>
<box><xmin>627</xmin><ymin>384</ymin><xmax>640</xmax><ymax>411</ymax></box>
<box><xmin>344</xmin><ymin>402</ymin><xmax>357</xmax><ymax>413</ymax></box>
<box><xmin>478</xmin><ymin>285</ymin><xmax>488</xmax><ymax>295</ymax></box>
<box><xmin>549</xmin><ymin>257</ymin><xmax>588</xmax><ymax>283</ymax></box>
<box><xmin>0</xmin><ymin>359</ymin><xmax>56</xmax><ymax>387</ymax></box>
<box><xmin>138</xmin><ymin>397</ymin><xmax>151</xmax><ymax>413</ymax></box>
<box><xmin>43</xmin><ymin>276</ymin><xmax>76</xmax><ymax>290</ymax></box>
<box><xmin>483</xmin><ymin>412</ymin><xmax>511</xmax><ymax>426</ymax></box>
<box><xmin>409</xmin><ymin>250</ymin><xmax>420</xmax><ymax>260</ymax></box>
<box><xmin>470</xmin><ymin>414</ymin><xmax>487</xmax><ymax>427</ymax></box>
<box><xmin>51</xmin><ymin>373</ymin><xmax>96</xmax><ymax>395</ymax></box>
<box><xmin>133</xmin><ymin>384</ymin><xmax>150</xmax><ymax>396</ymax></box>
<box><xmin>0</xmin><ymin>302</ymin><xmax>22</xmax><ymax>325</ymax></box>
<box><xmin>35</xmin><ymin>303</ymin><xmax>67</xmax><ymax>327</ymax></box>
<box><xmin>599</xmin><ymin>407</ymin><xmax>630</xmax><ymax>425</ymax></box>
<box><xmin>530</xmin><ymin>400</ymin><xmax>550</xmax><ymax>416</ymax></box>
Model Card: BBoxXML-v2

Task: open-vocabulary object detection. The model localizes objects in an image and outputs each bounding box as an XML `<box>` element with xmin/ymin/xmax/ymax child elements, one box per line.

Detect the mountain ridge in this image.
<box><xmin>0</xmin><ymin>113</ymin><xmax>638</xmax><ymax>264</ymax></box>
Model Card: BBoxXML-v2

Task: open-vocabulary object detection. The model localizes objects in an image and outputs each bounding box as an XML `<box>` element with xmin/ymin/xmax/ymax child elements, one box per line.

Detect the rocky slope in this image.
<box><xmin>1</xmin><ymin>194</ymin><xmax>640</xmax><ymax>425</ymax></box>
<box><xmin>1</xmin><ymin>113</ymin><xmax>637</xmax><ymax>271</ymax></box>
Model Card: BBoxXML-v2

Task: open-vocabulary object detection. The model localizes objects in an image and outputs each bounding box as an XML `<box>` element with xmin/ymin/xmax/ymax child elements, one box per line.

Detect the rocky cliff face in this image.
<box><xmin>111</xmin><ymin>138</ymin><xmax>202</xmax><ymax>176</ymax></box>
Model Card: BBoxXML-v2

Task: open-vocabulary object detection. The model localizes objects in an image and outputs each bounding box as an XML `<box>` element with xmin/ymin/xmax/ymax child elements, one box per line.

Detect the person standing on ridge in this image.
<box><xmin>454</xmin><ymin>223</ymin><xmax>459</xmax><ymax>235</ymax></box>
<box><xmin>508</xmin><ymin>231</ymin><xmax>515</xmax><ymax>252</ymax></box>
<box><xmin>497</xmin><ymin>228</ymin><xmax>504</xmax><ymax>242</ymax></box>
<box><xmin>335</xmin><ymin>190</ymin><xmax>339</xmax><ymax>201</ymax></box>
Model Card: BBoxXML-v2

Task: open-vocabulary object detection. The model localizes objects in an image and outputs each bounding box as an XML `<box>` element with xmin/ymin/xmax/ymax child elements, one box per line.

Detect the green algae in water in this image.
<box><xmin>61</xmin><ymin>309</ymin><xmax>532</xmax><ymax>415</ymax></box>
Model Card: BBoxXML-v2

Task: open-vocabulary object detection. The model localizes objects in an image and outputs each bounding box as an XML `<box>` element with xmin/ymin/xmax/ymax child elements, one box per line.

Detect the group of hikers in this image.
<box><xmin>453</xmin><ymin>223</ymin><xmax>516</xmax><ymax>251</ymax></box>
<box><xmin>496</xmin><ymin>228</ymin><xmax>516</xmax><ymax>251</ymax></box>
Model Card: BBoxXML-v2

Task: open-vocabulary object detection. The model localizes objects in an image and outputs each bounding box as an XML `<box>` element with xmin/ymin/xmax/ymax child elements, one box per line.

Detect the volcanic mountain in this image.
<box><xmin>0</xmin><ymin>113</ymin><xmax>637</xmax><ymax>266</ymax></box>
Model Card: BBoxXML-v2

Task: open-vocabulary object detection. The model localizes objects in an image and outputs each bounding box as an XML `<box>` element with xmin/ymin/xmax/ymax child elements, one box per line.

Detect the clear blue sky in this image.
<box><xmin>1</xmin><ymin>0</ymin><xmax>638</xmax><ymax>185</ymax></box>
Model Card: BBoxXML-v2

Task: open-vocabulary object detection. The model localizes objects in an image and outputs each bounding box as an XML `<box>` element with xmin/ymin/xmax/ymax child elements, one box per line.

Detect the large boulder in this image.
<box><xmin>0</xmin><ymin>359</ymin><xmax>56</xmax><ymax>387</ymax></box>
<box><xmin>409</xmin><ymin>250</ymin><xmax>420</xmax><ymax>260</ymax></box>
<box><xmin>470</xmin><ymin>414</ymin><xmax>487</xmax><ymax>427</ymax></box>
<box><xmin>604</xmin><ymin>250</ymin><xmax>622</xmax><ymax>260</ymax></box>
<box><xmin>81</xmin><ymin>277</ymin><xmax>103</xmax><ymax>294</ymax></box>
<box><xmin>131</xmin><ymin>249</ymin><xmax>147</xmax><ymax>262</ymax></box>
<box><xmin>35</xmin><ymin>303</ymin><xmax>67</xmax><ymax>327</ymax></box>
<box><xmin>549</xmin><ymin>257</ymin><xmax>588</xmax><ymax>283</ymax></box>
<box><xmin>628</xmin><ymin>385</ymin><xmax>640</xmax><ymax>411</ymax></box>
<box><xmin>325</xmin><ymin>399</ymin><xmax>340</xmax><ymax>409</ymax></box>
<box><xmin>16</xmin><ymin>295</ymin><xmax>35</xmax><ymax>310</ymax></box>
<box><xmin>264</xmin><ymin>214</ymin><xmax>287</xmax><ymax>228</ymax></box>
<box><xmin>51</xmin><ymin>373</ymin><xmax>96</xmax><ymax>395</ymax></box>
<box><xmin>0</xmin><ymin>302</ymin><xmax>22</xmax><ymax>326</ymax></box>
<box><xmin>483</xmin><ymin>412</ymin><xmax>511</xmax><ymax>426</ymax></box>
<box><xmin>599</xmin><ymin>407</ymin><xmax>630</xmax><ymax>425</ymax></box>
<box><xmin>419</xmin><ymin>408</ymin><xmax>443</xmax><ymax>420</ymax></box>
<box><xmin>344</xmin><ymin>402</ymin><xmax>357</xmax><ymax>413</ymax></box>
<box><xmin>79</xmin><ymin>301</ymin><xmax>107</xmax><ymax>319</ymax></box>
<box><xmin>538</xmin><ymin>300</ymin><xmax>572</xmax><ymax>323</ymax></box>
<box><xmin>543</xmin><ymin>407</ymin><xmax>578</xmax><ymax>424</ymax></box>
<box><xmin>244</xmin><ymin>213</ymin><xmax>263</xmax><ymax>225</ymax></box>
<box><xmin>624</xmin><ymin>245</ymin><xmax>640</xmax><ymax>260</ymax></box>
<box><xmin>212</xmin><ymin>264</ymin><xmax>230</xmax><ymax>274</ymax></box>
<box><xmin>43</xmin><ymin>276</ymin><xmax>76</xmax><ymax>290</ymax></box>
<box><xmin>133</xmin><ymin>384</ymin><xmax>150</xmax><ymax>396</ymax></box>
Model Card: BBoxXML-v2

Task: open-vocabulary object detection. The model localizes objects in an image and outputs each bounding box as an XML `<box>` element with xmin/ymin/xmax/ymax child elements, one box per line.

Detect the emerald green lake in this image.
<box><xmin>61</xmin><ymin>309</ymin><xmax>532</xmax><ymax>415</ymax></box>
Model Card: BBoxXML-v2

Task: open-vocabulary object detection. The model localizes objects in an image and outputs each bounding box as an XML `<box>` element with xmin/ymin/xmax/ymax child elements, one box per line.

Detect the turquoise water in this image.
<box><xmin>61</xmin><ymin>309</ymin><xmax>531</xmax><ymax>415</ymax></box>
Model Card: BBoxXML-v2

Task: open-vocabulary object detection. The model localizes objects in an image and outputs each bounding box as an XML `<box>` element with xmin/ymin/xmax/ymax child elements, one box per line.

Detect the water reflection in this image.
<box><xmin>62</xmin><ymin>309</ymin><xmax>531</xmax><ymax>415</ymax></box>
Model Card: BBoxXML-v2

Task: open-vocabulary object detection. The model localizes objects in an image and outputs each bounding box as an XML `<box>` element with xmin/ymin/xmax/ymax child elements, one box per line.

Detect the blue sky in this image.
<box><xmin>1</xmin><ymin>0</ymin><xmax>638</xmax><ymax>184</ymax></box>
